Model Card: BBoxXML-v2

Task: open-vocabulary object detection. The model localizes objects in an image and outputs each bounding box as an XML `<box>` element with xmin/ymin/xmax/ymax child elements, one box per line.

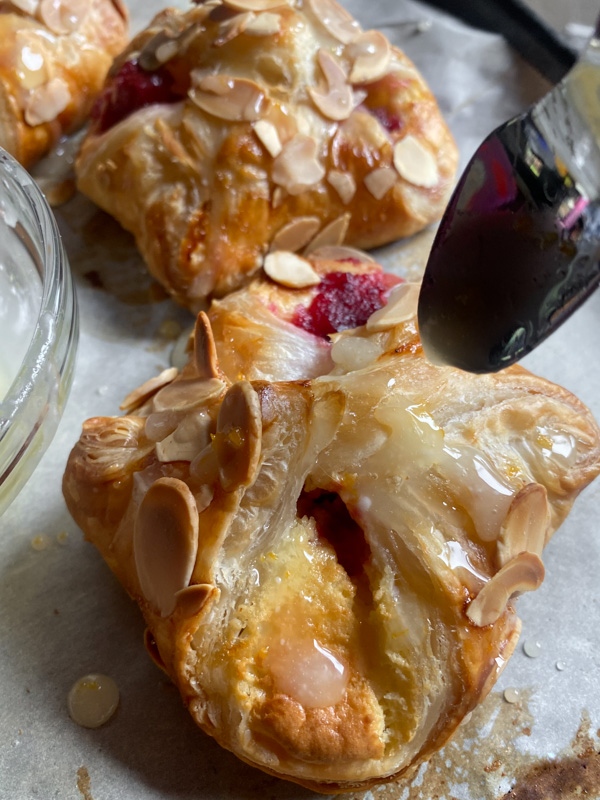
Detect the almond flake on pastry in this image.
<box><xmin>263</xmin><ymin>250</ymin><xmax>322</xmax><ymax>288</ymax></box>
<box><xmin>347</xmin><ymin>30</ymin><xmax>391</xmax><ymax>84</ymax></box>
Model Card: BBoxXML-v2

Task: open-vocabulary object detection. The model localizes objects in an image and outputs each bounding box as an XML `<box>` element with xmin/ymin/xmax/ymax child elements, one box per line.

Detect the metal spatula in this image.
<box><xmin>418</xmin><ymin>19</ymin><xmax>600</xmax><ymax>374</ymax></box>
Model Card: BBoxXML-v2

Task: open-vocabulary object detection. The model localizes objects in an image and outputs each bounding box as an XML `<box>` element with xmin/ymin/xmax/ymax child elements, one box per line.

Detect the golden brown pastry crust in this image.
<box><xmin>75</xmin><ymin>0</ymin><xmax>458</xmax><ymax>309</ymax></box>
<box><xmin>0</xmin><ymin>0</ymin><xmax>128</xmax><ymax>167</ymax></box>
<box><xmin>62</xmin><ymin>266</ymin><xmax>600</xmax><ymax>793</ymax></box>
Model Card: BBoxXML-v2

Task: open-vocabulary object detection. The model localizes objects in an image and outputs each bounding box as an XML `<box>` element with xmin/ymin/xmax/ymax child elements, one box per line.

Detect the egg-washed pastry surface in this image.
<box><xmin>0</xmin><ymin>0</ymin><xmax>128</xmax><ymax>168</ymax></box>
<box><xmin>63</xmin><ymin>257</ymin><xmax>600</xmax><ymax>792</ymax></box>
<box><xmin>75</xmin><ymin>0</ymin><xmax>458</xmax><ymax>310</ymax></box>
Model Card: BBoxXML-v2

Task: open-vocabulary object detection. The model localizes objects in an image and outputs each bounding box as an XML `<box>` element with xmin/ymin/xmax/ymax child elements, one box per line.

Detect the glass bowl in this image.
<box><xmin>0</xmin><ymin>147</ymin><xmax>78</xmax><ymax>516</ymax></box>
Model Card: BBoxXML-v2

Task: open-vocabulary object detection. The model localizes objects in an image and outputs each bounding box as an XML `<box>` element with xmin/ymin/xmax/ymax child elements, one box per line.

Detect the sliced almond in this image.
<box><xmin>193</xmin><ymin>312</ymin><xmax>221</xmax><ymax>380</ymax></box>
<box><xmin>224</xmin><ymin>0</ymin><xmax>286</xmax><ymax>9</ymax></box>
<box><xmin>215</xmin><ymin>11</ymin><xmax>255</xmax><ymax>45</ymax></box>
<box><xmin>310</xmin><ymin>244</ymin><xmax>375</xmax><ymax>263</ymax></box>
<box><xmin>39</xmin><ymin>0</ymin><xmax>88</xmax><ymax>33</ymax></box>
<box><xmin>190</xmin><ymin>442</ymin><xmax>219</xmax><ymax>483</ymax></box>
<box><xmin>194</xmin><ymin>484</ymin><xmax>214</xmax><ymax>514</ymax></box>
<box><xmin>327</xmin><ymin>170</ymin><xmax>356</xmax><ymax>205</ymax></box>
<box><xmin>120</xmin><ymin>367</ymin><xmax>178</xmax><ymax>413</ymax></box>
<box><xmin>272</xmin><ymin>134</ymin><xmax>325</xmax><ymax>195</ymax></box>
<box><xmin>366</xmin><ymin>282</ymin><xmax>419</xmax><ymax>331</ymax></box>
<box><xmin>134</xmin><ymin>478</ymin><xmax>200</xmax><ymax>617</ymax></box>
<box><xmin>156</xmin><ymin>410</ymin><xmax>212</xmax><ymax>463</ymax></box>
<box><xmin>496</xmin><ymin>483</ymin><xmax>549</xmax><ymax>567</ymax></box>
<box><xmin>347</xmin><ymin>30</ymin><xmax>391</xmax><ymax>84</ymax></box>
<box><xmin>10</xmin><ymin>0</ymin><xmax>38</xmax><ymax>13</ymax></box>
<box><xmin>245</xmin><ymin>11</ymin><xmax>281</xmax><ymax>35</ymax></box>
<box><xmin>308</xmin><ymin>50</ymin><xmax>354</xmax><ymax>122</ymax></box>
<box><xmin>153</xmin><ymin>376</ymin><xmax>226</xmax><ymax>412</ymax></box>
<box><xmin>174</xmin><ymin>583</ymin><xmax>215</xmax><ymax>617</ymax></box>
<box><xmin>24</xmin><ymin>78</ymin><xmax>71</xmax><ymax>126</ymax></box>
<box><xmin>306</xmin><ymin>0</ymin><xmax>361</xmax><ymax>44</ymax></box>
<box><xmin>190</xmin><ymin>75</ymin><xmax>266</xmax><ymax>122</ymax></box>
<box><xmin>304</xmin><ymin>213</ymin><xmax>350</xmax><ymax>254</ymax></box>
<box><xmin>272</xmin><ymin>187</ymin><xmax>285</xmax><ymax>208</ymax></box>
<box><xmin>270</xmin><ymin>216</ymin><xmax>321</xmax><ymax>253</ymax></box>
<box><xmin>393</xmin><ymin>135</ymin><xmax>439</xmax><ymax>189</ymax></box>
<box><xmin>466</xmin><ymin>552</ymin><xmax>545</xmax><ymax>628</ymax></box>
<box><xmin>364</xmin><ymin>166</ymin><xmax>397</xmax><ymax>200</ymax></box>
<box><xmin>139</xmin><ymin>31</ymin><xmax>181</xmax><ymax>71</ymax></box>
<box><xmin>264</xmin><ymin>251</ymin><xmax>321</xmax><ymax>288</ymax></box>
<box><xmin>215</xmin><ymin>381</ymin><xmax>262</xmax><ymax>492</ymax></box>
<box><xmin>253</xmin><ymin>119</ymin><xmax>282</xmax><ymax>157</ymax></box>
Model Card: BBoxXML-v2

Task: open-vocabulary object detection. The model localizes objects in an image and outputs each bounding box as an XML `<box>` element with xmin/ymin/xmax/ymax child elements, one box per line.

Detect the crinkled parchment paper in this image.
<box><xmin>1</xmin><ymin>2</ymin><xmax>599</xmax><ymax>799</ymax></box>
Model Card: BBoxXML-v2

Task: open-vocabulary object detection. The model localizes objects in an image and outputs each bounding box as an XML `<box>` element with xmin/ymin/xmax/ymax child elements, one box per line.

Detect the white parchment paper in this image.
<box><xmin>1</xmin><ymin>2</ymin><xmax>599</xmax><ymax>799</ymax></box>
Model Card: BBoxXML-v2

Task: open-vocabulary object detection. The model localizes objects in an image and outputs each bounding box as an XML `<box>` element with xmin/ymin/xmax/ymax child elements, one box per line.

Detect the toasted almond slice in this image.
<box><xmin>139</xmin><ymin>31</ymin><xmax>180</xmax><ymax>71</ymax></box>
<box><xmin>143</xmin><ymin>628</ymin><xmax>167</xmax><ymax>672</ymax></box>
<box><xmin>153</xmin><ymin>377</ymin><xmax>226</xmax><ymax>412</ymax></box>
<box><xmin>366</xmin><ymin>282</ymin><xmax>419</xmax><ymax>331</ymax></box>
<box><xmin>156</xmin><ymin>410</ymin><xmax>212</xmax><ymax>463</ymax></box>
<box><xmin>347</xmin><ymin>30</ymin><xmax>391</xmax><ymax>84</ymax></box>
<box><xmin>304</xmin><ymin>213</ymin><xmax>350</xmax><ymax>254</ymax></box>
<box><xmin>190</xmin><ymin>75</ymin><xmax>266</xmax><ymax>121</ymax></box>
<box><xmin>306</xmin><ymin>0</ymin><xmax>361</xmax><ymax>43</ymax></box>
<box><xmin>393</xmin><ymin>135</ymin><xmax>439</xmax><ymax>189</ymax></box>
<box><xmin>364</xmin><ymin>166</ymin><xmax>397</xmax><ymax>200</ymax></box>
<box><xmin>174</xmin><ymin>583</ymin><xmax>215</xmax><ymax>617</ymax></box>
<box><xmin>190</xmin><ymin>442</ymin><xmax>219</xmax><ymax>483</ymax></box>
<box><xmin>193</xmin><ymin>312</ymin><xmax>221</xmax><ymax>380</ymax></box>
<box><xmin>327</xmin><ymin>170</ymin><xmax>356</xmax><ymax>204</ymax></box>
<box><xmin>270</xmin><ymin>217</ymin><xmax>321</xmax><ymax>253</ymax></box>
<box><xmin>245</xmin><ymin>11</ymin><xmax>281</xmax><ymax>35</ymax></box>
<box><xmin>24</xmin><ymin>78</ymin><xmax>71</xmax><ymax>126</ymax></box>
<box><xmin>272</xmin><ymin>187</ymin><xmax>285</xmax><ymax>208</ymax></box>
<box><xmin>272</xmin><ymin>134</ymin><xmax>325</xmax><ymax>195</ymax></box>
<box><xmin>224</xmin><ymin>0</ymin><xmax>286</xmax><ymax>9</ymax></box>
<box><xmin>467</xmin><ymin>552</ymin><xmax>545</xmax><ymax>628</ymax></box>
<box><xmin>11</xmin><ymin>0</ymin><xmax>38</xmax><ymax>13</ymax></box>
<box><xmin>308</xmin><ymin>50</ymin><xmax>354</xmax><ymax>122</ymax></box>
<box><xmin>264</xmin><ymin>250</ymin><xmax>321</xmax><ymax>288</ymax></box>
<box><xmin>310</xmin><ymin>244</ymin><xmax>375</xmax><ymax>262</ymax></box>
<box><xmin>120</xmin><ymin>367</ymin><xmax>178</xmax><ymax>413</ymax></box>
<box><xmin>496</xmin><ymin>483</ymin><xmax>549</xmax><ymax>567</ymax></box>
<box><xmin>134</xmin><ymin>478</ymin><xmax>199</xmax><ymax>617</ymax></box>
<box><xmin>39</xmin><ymin>0</ymin><xmax>88</xmax><ymax>33</ymax></box>
<box><xmin>215</xmin><ymin>10</ymin><xmax>255</xmax><ymax>45</ymax></box>
<box><xmin>215</xmin><ymin>381</ymin><xmax>262</xmax><ymax>492</ymax></box>
<box><xmin>194</xmin><ymin>484</ymin><xmax>214</xmax><ymax>514</ymax></box>
<box><xmin>253</xmin><ymin>119</ymin><xmax>282</xmax><ymax>157</ymax></box>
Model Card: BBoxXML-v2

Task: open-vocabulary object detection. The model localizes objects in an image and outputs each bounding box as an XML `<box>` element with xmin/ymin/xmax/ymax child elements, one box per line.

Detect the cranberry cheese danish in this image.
<box><xmin>63</xmin><ymin>265</ymin><xmax>600</xmax><ymax>792</ymax></box>
<box><xmin>75</xmin><ymin>0</ymin><xmax>458</xmax><ymax>309</ymax></box>
<box><xmin>0</xmin><ymin>0</ymin><xmax>128</xmax><ymax>168</ymax></box>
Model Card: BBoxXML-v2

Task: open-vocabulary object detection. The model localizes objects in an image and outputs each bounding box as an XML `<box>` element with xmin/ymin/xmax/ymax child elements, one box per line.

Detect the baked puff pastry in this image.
<box><xmin>0</xmin><ymin>0</ymin><xmax>128</xmax><ymax>168</ymax></box>
<box><xmin>75</xmin><ymin>0</ymin><xmax>458</xmax><ymax>309</ymax></box>
<box><xmin>63</xmin><ymin>260</ymin><xmax>600</xmax><ymax>792</ymax></box>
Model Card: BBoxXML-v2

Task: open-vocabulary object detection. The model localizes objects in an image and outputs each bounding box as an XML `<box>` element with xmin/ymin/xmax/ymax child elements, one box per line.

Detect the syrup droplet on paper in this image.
<box><xmin>556</xmin><ymin>660</ymin><xmax>566</xmax><ymax>671</ymax></box>
<box><xmin>68</xmin><ymin>674</ymin><xmax>119</xmax><ymax>728</ymax></box>
<box><xmin>31</xmin><ymin>535</ymin><xmax>50</xmax><ymax>551</ymax></box>
<box><xmin>503</xmin><ymin>687</ymin><xmax>520</xmax><ymax>704</ymax></box>
<box><xmin>523</xmin><ymin>639</ymin><xmax>542</xmax><ymax>658</ymax></box>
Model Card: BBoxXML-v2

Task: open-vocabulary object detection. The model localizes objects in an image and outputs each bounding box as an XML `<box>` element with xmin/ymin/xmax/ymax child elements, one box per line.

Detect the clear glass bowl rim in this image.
<box><xmin>0</xmin><ymin>147</ymin><xmax>79</xmax><ymax>514</ymax></box>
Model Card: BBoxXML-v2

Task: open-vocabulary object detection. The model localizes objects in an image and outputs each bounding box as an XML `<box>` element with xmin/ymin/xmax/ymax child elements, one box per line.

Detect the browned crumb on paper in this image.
<box><xmin>76</xmin><ymin>766</ymin><xmax>95</xmax><ymax>800</ymax></box>
<box><xmin>350</xmin><ymin>694</ymin><xmax>600</xmax><ymax>800</ymax></box>
<box><xmin>500</xmin><ymin>711</ymin><xmax>600</xmax><ymax>800</ymax></box>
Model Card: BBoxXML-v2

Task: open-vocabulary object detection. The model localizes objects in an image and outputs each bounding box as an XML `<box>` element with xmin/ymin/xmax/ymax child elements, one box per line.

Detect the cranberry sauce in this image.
<box><xmin>292</xmin><ymin>270</ymin><xmax>402</xmax><ymax>338</ymax></box>
<box><xmin>91</xmin><ymin>60</ymin><xmax>180</xmax><ymax>134</ymax></box>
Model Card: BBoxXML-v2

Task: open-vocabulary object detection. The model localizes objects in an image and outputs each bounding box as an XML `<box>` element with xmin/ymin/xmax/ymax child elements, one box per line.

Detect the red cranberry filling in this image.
<box><xmin>292</xmin><ymin>270</ymin><xmax>402</xmax><ymax>338</ymax></box>
<box><xmin>368</xmin><ymin>105</ymin><xmax>403</xmax><ymax>133</ymax></box>
<box><xmin>92</xmin><ymin>60</ymin><xmax>180</xmax><ymax>134</ymax></box>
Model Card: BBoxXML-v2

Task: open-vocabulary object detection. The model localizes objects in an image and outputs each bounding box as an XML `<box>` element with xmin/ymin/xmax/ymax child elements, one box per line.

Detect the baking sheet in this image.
<box><xmin>2</xmin><ymin>2</ymin><xmax>600</xmax><ymax>799</ymax></box>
